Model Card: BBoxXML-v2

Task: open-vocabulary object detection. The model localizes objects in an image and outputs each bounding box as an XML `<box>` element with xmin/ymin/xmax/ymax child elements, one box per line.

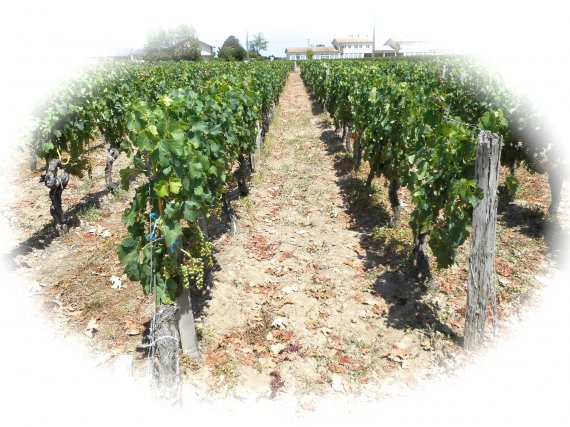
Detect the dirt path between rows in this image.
<box><xmin>189</xmin><ymin>70</ymin><xmax>464</xmax><ymax>399</ymax></box>
<box><xmin>3</xmin><ymin>68</ymin><xmax>563</xmax><ymax>408</ymax></box>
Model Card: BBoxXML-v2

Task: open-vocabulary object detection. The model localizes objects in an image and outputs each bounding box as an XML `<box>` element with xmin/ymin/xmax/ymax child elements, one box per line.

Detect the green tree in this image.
<box><xmin>246</xmin><ymin>50</ymin><xmax>263</xmax><ymax>60</ymax></box>
<box><xmin>217</xmin><ymin>35</ymin><xmax>247</xmax><ymax>61</ymax></box>
<box><xmin>248</xmin><ymin>33</ymin><xmax>268</xmax><ymax>55</ymax></box>
<box><xmin>306</xmin><ymin>48</ymin><xmax>314</xmax><ymax>60</ymax></box>
<box><xmin>144</xmin><ymin>25</ymin><xmax>201</xmax><ymax>61</ymax></box>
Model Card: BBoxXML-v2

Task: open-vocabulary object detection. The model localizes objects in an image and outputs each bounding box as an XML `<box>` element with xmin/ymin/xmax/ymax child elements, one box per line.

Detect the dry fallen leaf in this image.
<box><xmin>28</xmin><ymin>281</ymin><xmax>45</xmax><ymax>296</ymax></box>
<box><xmin>271</xmin><ymin>317</ymin><xmax>288</xmax><ymax>329</ymax></box>
<box><xmin>110</xmin><ymin>275</ymin><xmax>122</xmax><ymax>290</ymax></box>
<box><xmin>496</xmin><ymin>260</ymin><xmax>514</xmax><ymax>277</ymax></box>
<box><xmin>306</xmin><ymin>320</ymin><xmax>320</xmax><ymax>330</ymax></box>
<box><xmin>269</xmin><ymin>370</ymin><xmax>285</xmax><ymax>399</ymax></box>
<box><xmin>362</xmin><ymin>299</ymin><xmax>378</xmax><ymax>306</ymax></box>
<box><xmin>253</xmin><ymin>344</ymin><xmax>266</xmax><ymax>353</ymax></box>
<box><xmin>270</xmin><ymin>343</ymin><xmax>287</xmax><ymax>355</ymax></box>
<box><xmin>353</xmin><ymin>247</ymin><xmax>366</xmax><ymax>256</ymax></box>
<box><xmin>331</xmin><ymin>374</ymin><xmax>344</xmax><ymax>392</ymax></box>
<box><xmin>282</xmin><ymin>284</ymin><xmax>299</xmax><ymax>294</ymax></box>
<box><xmin>85</xmin><ymin>318</ymin><xmax>99</xmax><ymax>337</ymax></box>
<box><xmin>301</xmin><ymin>401</ymin><xmax>316</xmax><ymax>411</ymax></box>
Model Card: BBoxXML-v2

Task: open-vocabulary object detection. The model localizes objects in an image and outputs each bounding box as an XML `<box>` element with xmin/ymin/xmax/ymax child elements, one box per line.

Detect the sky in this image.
<box><xmin>0</xmin><ymin>1</ymin><xmax>569</xmax><ymax>423</ymax></box>
<box><xmin>2</xmin><ymin>0</ymin><xmax>569</xmax><ymax>149</ymax></box>
<box><xmin>3</xmin><ymin>0</ymin><xmax>569</xmax><ymax>57</ymax></box>
<box><xmin>2</xmin><ymin>4</ymin><xmax>565</xmax><ymax>182</ymax></box>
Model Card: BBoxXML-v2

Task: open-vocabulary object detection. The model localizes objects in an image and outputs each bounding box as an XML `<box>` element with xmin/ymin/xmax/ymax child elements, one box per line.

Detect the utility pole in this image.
<box><xmin>246</xmin><ymin>31</ymin><xmax>249</xmax><ymax>57</ymax></box>
<box><xmin>307</xmin><ymin>38</ymin><xmax>310</xmax><ymax>47</ymax></box>
<box><xmin>372</xmin><ymin>21</ymin><xmax>376</xmax><ymax>58</ymax></box>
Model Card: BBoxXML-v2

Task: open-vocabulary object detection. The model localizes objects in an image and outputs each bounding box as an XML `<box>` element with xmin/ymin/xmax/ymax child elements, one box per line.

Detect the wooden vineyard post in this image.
<box><xmin>151</xmin><ymin>304</ymin><xmax>181</xmax><ymax>403</ymax></box>
<box><xmin>464</xmin><ymin>131</ymin><xmax>503</xmax><ymax>350</ymax></box>
<box><xmin>250</xmin><ymin>121</ymin><xmax>262</xmax><ymax>173</ymax></box>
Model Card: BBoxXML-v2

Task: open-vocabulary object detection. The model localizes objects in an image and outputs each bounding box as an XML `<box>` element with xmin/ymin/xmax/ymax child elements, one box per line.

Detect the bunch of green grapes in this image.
<box><xmin>187</xmin><ymin>222</ymin><xmax>214</xmax><ymax>268</ymax></box>
<box><xmin>179</xmin><ymin>257</ymin><xmax>204</xmax><ymax>289</ymax></box>
<box><xmin>176</xmin><ymin>221</ymin><xmax>214</xmax><ymax>290</ymax></box>
<box><xmin>161</xmin><ymin>251</ymin><xmax>179</xmax><ymax>279</ymax></box>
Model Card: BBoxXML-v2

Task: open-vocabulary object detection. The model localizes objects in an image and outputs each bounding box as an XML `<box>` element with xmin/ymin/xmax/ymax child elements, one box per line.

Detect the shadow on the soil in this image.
<box><xmin>313</xmin><ymin>99</ymin><xmax>458</xmax><ymax>341</ymax></box>
<box><xmin>306</xmin><ymin>90</ymin><xmax>325</xmax><ymax>116</ymax></box>
<box><xmin>188</xmin><ymin>187</ymin><xmax>245</xmax><ymax>323</ymax></box>
<box><xmin>371</xmin><ymin>270</ymin><xmax>456</xmax><ymax>338</ymax></box>
<box><xmin>498</xmin><ymin>201</ymin><xmax>569</xmax><ymax>270</ymax></box>
<box><xmin>3</xmin><ymin>189</ymin><xmax>109</xmax><ymax>270</ymax></box>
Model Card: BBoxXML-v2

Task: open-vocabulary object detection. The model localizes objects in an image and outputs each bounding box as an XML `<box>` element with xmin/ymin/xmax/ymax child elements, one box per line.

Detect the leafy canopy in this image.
<box><xmin>248</xmin><ymin>33</ymin><xmax>268</xmax><ymax>55</ymax></box>
<box><xmin>218</xmin><ymin>35</ymin><xmax>247</xmax><ymax>61</ymax></box>
<box><xmin>144</xmin><ymin>24</ymin><xmax>201</xmax><ymax>61</ymax></box>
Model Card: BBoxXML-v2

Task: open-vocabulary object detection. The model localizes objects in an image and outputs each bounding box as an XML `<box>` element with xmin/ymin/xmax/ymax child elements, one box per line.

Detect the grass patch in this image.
<box><xmin>83</xmin><ymin>296</ymin><xmax>106</xmax><ymax>314</ymax></box>
<box><xmin>287</xmin><ymin>137</ymin><xmax>303</xmax><ymax>147</ymax></box>
<box><xmin>180</xmin><ymin>353</ymin><xmax>202</xmax><ymax>374</ymax></box>
<box><xmin>215</xmin><ymin>360</ymin><xmax>239</xmax><ymax>388</ymax></box>
<box><xmin>112</xmin><ymin>187</ymin><xmax>128</xmax><ymax>201</ymax></box>
<box><xmin>79</xmin><ymin>178</ymin><xmax>96</xmax><ymax>192</ymax></box>
<box><xmin>251</xmin><ymin>169</ymin><xmax>266</xmax><ymax>186</ymax></box>
<box><xmin>78</xmin><ymin>204</ymin><xmax>103</xmax><ymax>223</ymax></box>
<box><xmin>371</xmin><ymin>225</ymin><xmax>414</xmax><ymax>262</ymax></box>
<box><xmin>236</xmin><ymin>197</ymin><xmax>254</xmax><ymax>219</ymax></box>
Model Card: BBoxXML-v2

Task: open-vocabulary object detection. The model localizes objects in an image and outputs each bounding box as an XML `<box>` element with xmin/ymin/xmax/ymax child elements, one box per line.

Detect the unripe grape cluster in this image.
<box><xmin>179</xmin><ymin>257</ymin><xmax>204</xmax><ymax>288</ymax></box>
<box><xmin>161</xmin><ymin>252</ymin><xmax>178</xmax><ymax>279</ymax></box>
<box><xmin>159</xmin><ymin>221</ymin><xmax>213</xmax><ymax>291</ymax></box>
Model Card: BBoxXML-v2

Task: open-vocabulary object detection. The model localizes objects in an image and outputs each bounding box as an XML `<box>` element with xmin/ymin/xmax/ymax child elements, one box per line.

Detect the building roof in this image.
<box><xmin>332</xmin><ymin>37</ymin><xmax>373</xmax><ymax>44</ymax></box>
<box><xmin>199</xmin><ymin>40</ymin><xmax>214</xmax><ymax>49</ymax></box>
<box><xmin>384</xmin><ymin>38</ymin><xmax>435</xmax><ymax>49</ymax></box>
<box><xmin>375</xmin><ymin>44</ymin><xmax>395</xmax><ymax>52</ymax></box>
<box><xmin>285</xmin><ymin>46</ymin><xmax>339</xmax><ymax>54</ymax></box>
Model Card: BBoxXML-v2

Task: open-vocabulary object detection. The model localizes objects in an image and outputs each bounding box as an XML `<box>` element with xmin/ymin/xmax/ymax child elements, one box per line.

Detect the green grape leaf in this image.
<box><xmin>160</xmin><ymin>219</ymin><xmax>183</xmax><ymax>247</ymax></box>
<box><xmin>154</xmin><ymin>180</ymin><xmax>169</xmax><ymax>198</ymax></box>
<box><xmin>169</xmin><ymin>177</ymin><xmax>183</xmax><ymax>194</ymax></box>
<box><xmin>183</xmin><ymin>200</ymin><xmax>201</xmax><ymax>222</ymax></box>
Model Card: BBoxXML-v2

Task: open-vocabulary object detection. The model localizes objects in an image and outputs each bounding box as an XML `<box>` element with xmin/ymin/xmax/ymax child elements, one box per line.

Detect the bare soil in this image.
<box><xmin>3</xmin><ymin>70</ymin><xmax>568</xmax><ymax>402</ymax></box>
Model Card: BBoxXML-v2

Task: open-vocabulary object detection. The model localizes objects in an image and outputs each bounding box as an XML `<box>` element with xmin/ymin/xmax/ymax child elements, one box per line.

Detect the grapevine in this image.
<box><xmin>301</xmin><ymin>56</ymin><xmax>564</xmax><ymax>280</ymax></box>
<box><xmin>31</xmin><ymin>60</ymin><xmax>291</xmax><ymax>303</ymax></box>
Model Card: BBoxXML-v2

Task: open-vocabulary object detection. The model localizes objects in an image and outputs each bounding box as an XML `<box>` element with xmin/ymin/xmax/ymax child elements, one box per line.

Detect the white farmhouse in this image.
<box><xmin>199</xmin><ymin>41</ymin><xmax>215</xmax><ymax>59</ymax></box>
<box><xmin>285</xmin><ymin>46</ymin><xmax>340</xmax><ymax>60</ymax></box>
<box><xmin>373</xmin><ymin>44</ymin><xmax>396</xmax><ymax>57</ymax></box>
<box><xmin>331</xmin><ymin>37</ymin><xmax>373</xmax><ymax>58</ymax></box>
<box><xmin>383</xmin><ymin>38</ymin><xmax>450</xmax><ymax>56</ymax></box>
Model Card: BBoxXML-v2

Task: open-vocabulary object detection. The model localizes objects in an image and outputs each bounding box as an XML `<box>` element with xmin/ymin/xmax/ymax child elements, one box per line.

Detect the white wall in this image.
<box><xmin>286</xmin><ymin>52</ymin><xmax>339</xmax><ymax>60</ymax></box>
<box><xmin>338</xmin><ymin>42</ymin><xmax>373</xmax><ymax>58</ymax></box>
